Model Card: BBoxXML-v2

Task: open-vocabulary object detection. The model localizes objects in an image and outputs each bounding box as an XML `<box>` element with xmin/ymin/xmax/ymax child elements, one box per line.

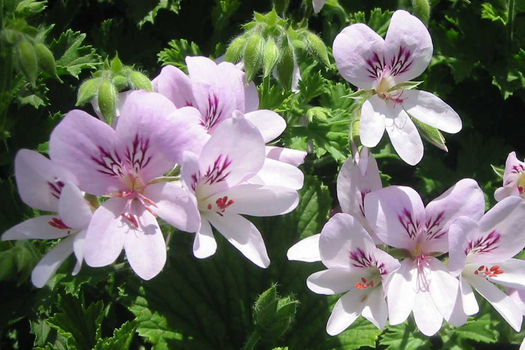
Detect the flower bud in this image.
<box><xmin>276</xmin><ymin>39</ymin><xmax>295</xmax><ymax>89</ymax></box>
<box><xmin>411</xmin><ymin>0</ymin><xmax>430</xmax><ymax>25</ymax></box>
<box><xmin>225</xmin><ymin>35</ymin><xmax>247</xmax><ymax>63</ymax></box>
<box><xmin>263</xmin><ymin>37</ymin><xmax>280</xmax><ymax>77</ymax></box>
<box><xmin>76</xmin><ymin>77</ymin><xmax>101</xmax><ymax>106</ymax></box>
<box><xmin>97</xmin><ymin>79</ymin><xmax>118</xmax><ymax>126</ymax></box>
<box><xmin>244</xmin><ymin>32</ymin><xmax>264</xmax><ymax>83</ymax></box>
<box><xmin>254</xmin><ymin>285</ymin><xmax>278</xmax><ymax>328</ymax></box>
<box><xmin>129</xmin><ymin>71</ymin><xmax>152</xmax><ymax>91</ymax></box>
<box><xmin>110</xmin><ymin>55</ymin><xmax>123</xmax><ymax>74</ymax></box>
<box><xmin>411</xmin><ymin>117</ymin><xmax>448</xmax><ymax>151</ymax></box>
<box><xmin>305</xmin><ymin>32</ymin><xmax>330</xmax><ymax>66</ymax></box>
<box><xmin>112</xmin><ymin>75</ymin><xmax>129</xmax><ymax>91</ymax></box>
<box><xmin>17</xmin><ymin>40</ymin><xmax>38</xmax><ymax>86</ymax></box>
<box><xmin>34</xmin><ymin>43</ymin><xmax>62</xmax><ymax>83</ymax></box>
<box><xmin>272</xmin><ymin>297</ymin><xmax>297</xmax><ymax>337</ymax></box>
<box><xmin>16</xmin><ymin>0</ymin><xmax>47</xmax><ymax>16</ymax></box>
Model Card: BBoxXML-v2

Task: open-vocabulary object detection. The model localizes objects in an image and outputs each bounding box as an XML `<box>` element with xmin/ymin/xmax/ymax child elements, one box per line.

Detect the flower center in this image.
<box><xmin>517</xmin><ymin>172</ymin><xmax>525</xmax><ymax>196</ymax></box>
<box><xmin>473</xmin><ymin>265</ymin><xmax>504</xmax><ymax>278</ymax></box>
<box><xmin>202</xmin><ymin>195</ymin><xmax>235</xmax><ymax>216</ymax></box>
<box><xmin>355</xmin><ymin>276</ymin><xmax>377</xmax><ymax>290</ymax></box>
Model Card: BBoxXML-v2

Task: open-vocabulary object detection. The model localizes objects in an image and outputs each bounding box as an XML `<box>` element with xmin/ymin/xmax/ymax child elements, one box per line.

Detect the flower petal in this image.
<box><xmin>58</xmin><ymin>182</ymin><xmax>92</xmax><ymax>230</ymax></box>
<box><xmin>387</xmin><ymin>258</ymin><xmax>417</xmax><ymax>325</ymax></box>
<box><xmin>488</xmin><ymin>259</ymin><xmax>525</xmax><ymax>289</ymax></box>
<box><xmin>249</xmin><ymin>158</ymin><xmax>304</xmax><ymax>190</ymax></box>
<box><xmin>333</xmin><ymin>23</ymin><xmax>385</xmax><ymax>89</ymax></box>
<box><xmin>186</xmin><ymin>56</ymin><xmax>222</xmax><ymax>86</ymax></box>
<box><xmin>181</xmin><ymin>151</ymin><xmax>201</xmax><ymax>193</ymax></box>
<box><xmin>31</xmin><ymin>234</ymin><xmax>76</xmax><ymax>288</ymax></box>
<box><xmin>217</xmin><ymin>61</ymin><xmax>248</xmax><ymax>113</ymax></box>
<box><xmin>384</xmin><ymin>10</ymin><xmax>432</xmax><ymax>83</ymax></box>
<box><xmin>413</xmin><ymin>286</ymin><xmax>443</xmax><ymax>336</ymax></box>
<box><xmin>502</xmin><ymin>151</ymin><xmax>525</xmax><ymax>185</ymax></box>
<box><xmin>166</xmin><ymin>106</ymin><xmax>211</xmax><ymax>159</ymax></box>
<box><xmin>265</xmin><ymin>146</ymin><xmax>307</xmax><ymax>167</ymax></box>
<box><xmin>244</xmin><ymin>81</ymin><xmax>259</xmax><ymax>113</ymax></box>
<box><xmin>307</xmin><ymin>268</ymin><xmax>362</xmax><ymax>295</ymax></box>
<box><xmin>385</xmin><ymin>109</ymin><xmax>424</xmax><ymax>166</ymax></box>
<box><xmin>153</xmin><ymin>65</ymin><xmax>196</xmax><ymax>108</ymax></box>
<box><xmin>205</xmin><ymin>184</ymin><xmax>298</xmax><ymax>217</ymax></box>
<box><xmin>312</xmin><ymin>0</ymin><xmax>326</xmax><ymax>13</ymax></box>
<box><xmin>287</xmin><ymin>234</ymin><xmax>321</xmax><ymax>262</ymax></box>
<box><xmin>206</xmin><ymin>212</ymin><xmax>270</xmax><ymax>268</ymax></box>
<box><xmin>2</xmin><ymin>216</ymin><xmax>71</xmax><ymax>240</ymax></box>
<box><xmin>49</xmin><ymin>109</ymin><xmax>122</xmax><ymax>195</ymax></box>
<box><xmin>193</xmin><ymin>219</ymin><xmax>217</xmax><ymax>259</ymax></box>
<box><xmin>360</xmin><ymin>96</ymin><xmax>387</xmax><ymax>147</ymax></box>
<box><xmin>427</xmin><ymin>257</ymin><xmax>459</xmax><ymax>322</ymax></box>
<box><xmin>364</xmin><ymin>186</ymin><xmax>425</xmax><ymax>251</ymax></box>
<box><xmin>123</xmin><ymin>204</ymin><xmax>167</xmax><ymax>280</ymax></box>
<box><xmin>447</xmin><ymin>287</ymin><xmax>469</xmax><ymax>327</ymax></box>
<box><xmin>83</xmin><ymin>197</ymin><xmax>127</xmax><ymax>268</ymax></box>
<box><xmin>72</xmin><ymin>229</ymin><xmax>86</xmax><ymax>275</ymax></box>
<box><xmin>361</xmin><ymin>286</ymin><xmax>388</xmax><ymax>329</ymax></box>
<box><xmin>448</xmin><ymin>217</ymin><xmax>479</xmax><ymax>276</ymax></box>
<box><xmin>144</xmin><ymin>182</ymin><xmax>200</xmax><ymax>233</ymax></box>
<box><xmin>467</xmin><ymin>273</ymin><xmax>523</xmax><ymax>331</ymax></box>
<box><xmin>14</xmin><ymin>149</ymin><xmax>77</xmax><ymax>212</ymax></box>
<box><xmin>460</xmin><ymin>275</ymin><xmax>479</xmax><ymax>315</ymax></box>
<box><xmin>326</xmin><ymin>289</ymin><xmax>366</xmax><ymax>336</ymax></box>
<box><xmin>424</xmin><ymin>178</ymin><xmax>485</xmax><ymax>253</ymax></box>
<box><xmin>244</xmin><ymin>110</ymin><xmax>286</xmax><ymax>143</ymax></box>
<box><xmin>319</xmin><ymin>213</ymin><xmax>376</xmax><ymax>269</ymax></box>
<box><xmin>402</xmin><ymin>90</ymin><xmax>462</xmax><ymax>134</ymax></box>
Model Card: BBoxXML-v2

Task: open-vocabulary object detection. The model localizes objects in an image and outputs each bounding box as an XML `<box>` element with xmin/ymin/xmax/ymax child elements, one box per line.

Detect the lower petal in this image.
<box><xmin>385</xmin><ymin>111</ymin><xmax>424</xmax><ymax>166</ymax></box>
<box><xmin>307</xmin><ymin>268</ymin><xmax>362</xmax><ymax>295</ymax></box>
<box><xmin>326</xmin><ymin>289</ymin><xmax>366</xmax><ymax>336</ymax></box>
<box><xmin>413</xmin><ymin>288</ymin><xmax>443</xmax><ymax>336</ymax></box>
<box><xmin>193</xmin><ymin>219</ymin><xmax>217</xmax><ymax>259</ymax></box>
<box><xmin>360</xmin><ymin>96</ymin><xmax>386</xmax><ymax>148</ymax></box>
<box><xmin>250</xmin><ymin>158</ymin><xmax>304</xmax><ymax>190</ymax></box>
<box><xmin>287</xmin><ymin>234</ymin><xmax>321</xmax><ymax>262</ymax></box>
<box><xmin>265</xmin><ymin>146</ymin><xmax>307</xmax><ymax>167</ymax></box>
<box><xmin>31</xmin><ymin>235</ymin><xmax>75</xmax><ymax>288</ymax></box>
<box><xmin>460</xmin><ymin>275</ymin><xmax>479</xmax><ymax>315</ymax></box>
<box><xmin>387</xmin><ymin>259</ymin><xmax>417</xmax><ymax>325</ymax></box>
<box><xmin>72</xmin><ymin>229</ymin><xmax>87</xmax><ymax>275</ymax></box>
<box><xmin>2</xmin><ymin>216</ymin><xmax>71</xmax><ymax>240</ymax></box>
<box><xmin>207</xmin><ymin>212</ymin><xmax>270</xmax><ymax>268</ymax></box>
<box><xmin>361</xmin><ymin>286</ymin><xmax>388</xmax><ymax>329</ymax></box>
<box><xmin>428</xmin><ymin>258</ymin><xmax>459</xmax><ymax>322</ymax></box>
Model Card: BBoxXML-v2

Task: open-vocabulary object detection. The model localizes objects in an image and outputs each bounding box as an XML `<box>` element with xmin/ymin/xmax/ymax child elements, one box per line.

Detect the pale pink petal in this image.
<box><xmin>448</xmin><ymin>217</ymin><xmax>479</xmax><ymax>276</ymax></box>
<box><xmin>186</xmin><ymin>56</ymin><xmax>221</xmax><ymax>86</ymax></box>
<box><xmin>180</xmin><ymin>151</ymin><xmax>201</xmax><ymax>193</ymax></box>
<box><xmin>206</xmin><ymin>212</ymin><xmax>270</xmax><ymax>268</ymax></box>
<box><xmin>198</xmin><ymin>113</ymin><xmax>266</xmax><ymax>194</ymax></box>
<box><xmin>447</xmin><ymin>288</ymin><xmax>469</xmax><ymax>327</ymax></box>
<box><xmin>384</xmin><ymin>10</ymin><xmax>433</xmax><ymax>84</ymax></box>
<box><xmin>153</xmin><ymin>65</ymin><xmax>196</xmax><ymax>108</ymax></box>
<box><xmin>387</xmin><ymin>259</ymin><xmax>417</xmax><ymax>325</ymax></box>
<box><xmin>307</xmin><ymin>268</ymin><xmax>363</xmax><ymax>295</ymax></box>
<box><xmin>250</xmin><ymin>158</ymin><xmax>304</xmax><ymax>190</ymax></box>
<box><xmin>333</xmin><ymin>24</ymin><xmax>385</xmax><ymax>89</ymax></box>
<box><xmin>460</xmin><ymin>275</ymin><xmax>479</xmax><ymax>315</ymax></box>
<box><xmin>427</xmin><ymin>258</ymin><xmax>459</xmax><ymax>322</ymax></box>
<box><xmin>245</xmin><ymin>110</ymin><xmax>286</xmax><ymax>143</ymax></box>
<box><xmin>374</xmin><ymin>249</ymin><xmax>401</xmax><ymax>287</ymax></box>
<box><xmin>58</xmin><ymin>182</ymin><xmax>92</xmax><ymax>230</ymax></box>
<box><xmin>192</xmin><ymin>82</ymin><xmax>236</xmax><ymax>133</ymax></box>
<box><xmin>143</xmin><ymin>182</ymin><xmax>200</xmax><ymax>233</ymax></box>
<box><xmin>508</xmin><ymin>288</ymin><xmax>525</xmax><ymax>315</ymax></box>
<box><xmin>312</xmin><ymin>0</ymin><xmax>326</xmax><ymax>13</ymax></box>
<box><xmin>360</xmin><ymin>96</ymin><xmax>387</xmax><ymax>147</ymax></box>
<box><xmin>470</xmin><ymin>197</ymin><xmax>525</xmax><ymax>264</ymax></box>
<box><xmin>326</xmin><ymin>289</ymin><xmax>366</xmax><ymax>336</ymax></box>
<box><xmin>494</xmin><ymin>185</ymin><xmax>519</xmax><ymax>202</ymax></box>
<box><xmin>319</xmin><ymin>213</ymin><xmax>376</xmax><ymax>269</ymax></box>
<box><xmin>204</xmin><ymin>184</ymin><xmax>298</xmax><ymax>217</ymax></box>
<box><xmin>31</xmin><ymin>234</ymin><xmax>76</xmax><ymax>288</ymax></box>
<box><xmin>265</xmin><ymin>146</ymin><xmax>307</xmax><ymax>167</ymax></box>
<box><xmin>72</xmin><ymin>229</ymin><xmax>86</xmax><ymax>275</ymax></box>
<box><xmin>503</xmin><ymin>151</ymin><xmax>525</xmax><ymax>184</ymax></box>
<box><xmin>217</xmin><ymin>61</ymin><xmax>247</xmax><ymax>112</ymax></box>
<box><xmin>193</xmin><ymin>219</ymin><xmax>217</xmax><ymax>259</ymax></box>
<box><xmin>244</xmin><ymin>81</ymin><xmax>259</xmax><ymax>112</ymax></box>
<box><xmin>49</xmin><ymin>109</ymin><xmax>123</xmax><ymax>195</ymax></box>
<box><xmin>467</xmin><ymin>273</ymin><xmax>523</xmax><ymax>331</ymax></box>
<box><xmin>14</xmin><ymin>149</ymin><xmax>77</xmax><ymax>212</ymax></box>
<box><xmin>166</xmin><ymin>106</ymin><xmax>211</xmax><ymax>159</ymax></box>
<box><xmin>385</xmin><ymin>109</ymin><xmax>424</xmax><ymax>166</ymax></box>
<box><xmin>83</xmin><ymin>197</ymin><xmax>127</xmax><ymax>267</ymax></box>
<box><xmin>424</xmin><ymin>178</ymin><xmax>484</xmax><ymax>253</ymax></box>
<box><xmin>488</xmin><ymin>259</ymin><xmax>525</xmax><ymax>289</ymax></box>
<box><xmin>361</xmin><ymin>286</ymin><xmax>388</xmax><ymax>329</ymax></box>
<box><xmin>364</xmin><ymin>186</ymin><xmax>425</xmax><ymax>251</ymax></box>
<box><xmin>402</xmin><ymin>90</ymin><xmax>462</xmax><ymax>134</ymax></box>
<box><xmin>2</xmin><ymin>216</ymin><xmax>71</xmax><ymax>240</ymax></box>
<box><xmin>413</xmin><ymin>287</ymin><xmax>443</xmax><ymax>336</ymax></box>
<box><xmin>287</xmin><ymin>234</ymin><xmax>321</xmax><ymax>262</ymax></box>
<box><xmin>123</xmin><ymin>204</ymin><xmax>167</xmax><ymax>280</ymax></box>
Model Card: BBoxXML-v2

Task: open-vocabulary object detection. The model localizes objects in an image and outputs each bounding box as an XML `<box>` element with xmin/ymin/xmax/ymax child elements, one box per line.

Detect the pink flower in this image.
<box><xmin>449</xmin><ymin>196</ymin><xmax>525</xmax><ymax>331</ymax></box>
<box><xmin>49</xmin><ymin>90</ymin><xmax>201</xmax><ymax>280</ymax></box>
<box><xmin>333</xmin><ymin>10</ymin><xmax>462</xmax><ymax>165</ymax></box>
<box><xmin>306</xmin><ymin>213</ymin><xmax>399</xmax><ymax>334</ymax></box>
<box><xmin>181</xmin><ymin>114</ymin><xmax>299</xmax><ymax>267</ymax></box>
<box><xmin>2</xmin><ymin>150</ymin><xmax>91</xmax><ymax>287</ymax></box>
<box><xmin>494</xmin><ymin>151</ymin><xmax>525</xmax><ymax>202</ymax></box>
<box><xmin>154</xmin><ymin>56</ymin><xmax>306</xmax><ymax>190</ymax></box>
<box><xmin>364</xmin><ymin>179</ymin><xmax>485</xmax><ymax>335</ymax></box>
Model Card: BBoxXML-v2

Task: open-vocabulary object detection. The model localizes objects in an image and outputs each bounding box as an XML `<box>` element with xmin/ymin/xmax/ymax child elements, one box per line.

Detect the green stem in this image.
<box><xmin>507</xmin><ymin>0</ymin><xmax>515</xmax><ymax>51</ymax></box>
<box><xmin>243</xmin><ymin>330</ymin><xmax>260</xmax><ymax>350</ymax></box>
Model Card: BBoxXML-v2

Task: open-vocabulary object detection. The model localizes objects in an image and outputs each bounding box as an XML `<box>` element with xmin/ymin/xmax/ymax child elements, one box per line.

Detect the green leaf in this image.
<box><xmin>345</xmin><ymin>89</ymin><xmax>375</xmax><ymax>100</ymax></box>
<box><xmin>388</xmin><ymin>81</ymin><xmax>423</xmax><ymax>92</ymax></box>
<box><xmin>157</xmin><ymin>39</ymin><xmax>202</xmax><ymax>70</ymax></box>
<box><xmin>379</xmin><ymin>321</ymin><xmax>432</xmax><ymax>350</ymax></box>
<box><xmin>440</xmin><ymin>312</ymin><xmax>500</xmax><ymax>350</ymax></box>
<box><xmin>47</xmin><ymin>295</ymin><xmax>104</xmax><ymax>350</ymax></box>
<box><xmin>50</xmin><ymin>30</ymin><xmax>101</xmax><ymax>78</ymax></box>
<box><xmin>94</xmin><ymin>320</ymin><xmax>138</xmax><ymax>350</ymax></box>
<box><xmin>131</xmin><ymin>0</ymin><xmax>182</xmax><ymax>28</ymax></box>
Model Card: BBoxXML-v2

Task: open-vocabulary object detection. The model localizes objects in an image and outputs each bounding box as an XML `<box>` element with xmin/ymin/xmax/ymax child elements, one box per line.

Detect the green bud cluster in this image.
<box><xmin>225</xmin><ymin>8</ymin><xmax>330</xmax><ymax>89</ymax></box>
<box><xmin>0</xmin><ymin>18</ymin><xmax>61</xmax><ymax>86</ymax></box>
<box><xmin>76</xmin><ymin>54</ymin><xmax>153</xmax><ymax>126</ymax></box>
<box><xmin>252</xmin><ymin>285</ymin><xmax>298</xmax><ymax>341</ymax></box>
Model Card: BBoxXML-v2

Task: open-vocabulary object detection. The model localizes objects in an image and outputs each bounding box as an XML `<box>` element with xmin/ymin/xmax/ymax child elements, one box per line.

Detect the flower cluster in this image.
<box><xmin>2</xmin><ymin>57</ymin><xmax>306</xmax><ymax>285</ymax></box>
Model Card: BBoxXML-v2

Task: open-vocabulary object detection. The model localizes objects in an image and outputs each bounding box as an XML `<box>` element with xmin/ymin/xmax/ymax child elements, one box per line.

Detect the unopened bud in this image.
<box><xmin>244</xmin><ymin>32</ymin><xmax>264</xmax><ymax>83</ymax></box>
<box><xmin>263</xmin><ymin>38</ymin><xmax>280</xmax><ymax>77</ymax></box>
<box><xmin>276</xmin><ymin>39</ymin><xmax>295</xmax><ymax>89</ymax></box>
<box><xmin>17</xmin><ymin>40</ymin><xmax>38</xmax><ymax>86</ymax></box>
<box><xmin>112</xmin><ymin>75</ymin><xmax>129</xmax><ymax>91</ymax></box>
<box><xmin>411</xmin><ymin>116</ymin><xmax>447</xmax><ymax>151</ymax></box>
<box><xmin>129</xmin><ymin>71</ymin><xmax>152</xmax><ymax>91</ymax></box>
<box><xmin>411</xmin><ymin>0</ymin><xmax>430</xmax><ymax>25</ymax></box>
<box><xmin>110</xmin><ymin>55</ymin><xmax>123</xmax><ymax>74</ymax></box>
<box><xmin>225</xmin><ymin>35</ymin><xmax>247</xmax><ymax>63</ymax></box>
<box><xmin>97</xmin><ymin>79</ymin><xmax>118</xmax><ymax>126</ymax></box>
<box><xmin>77</xmin><ymin>77</ymin><xmax>101</xmax><ymax>106</ymax></box>
<box><xmin>254</xmin><ymin>285</ymin><xmax>278</xmax><ymax>328</ymax></box>
<box><xmin>305</xmin><ymin>32</ymin><xmax>330</xmax><ymax>66</ymax></box>
<box><xmin>34</xmin><ymin>43</ymin><xmax>62</xmax><ymax>83</ymax></box>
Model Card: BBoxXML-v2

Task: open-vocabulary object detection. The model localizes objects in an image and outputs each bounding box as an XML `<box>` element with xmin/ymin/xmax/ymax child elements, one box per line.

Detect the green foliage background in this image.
<box><xmin>1</xmin><ymin>0</ymin><xmax>525</xmax><ymax>349</ymax></box>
